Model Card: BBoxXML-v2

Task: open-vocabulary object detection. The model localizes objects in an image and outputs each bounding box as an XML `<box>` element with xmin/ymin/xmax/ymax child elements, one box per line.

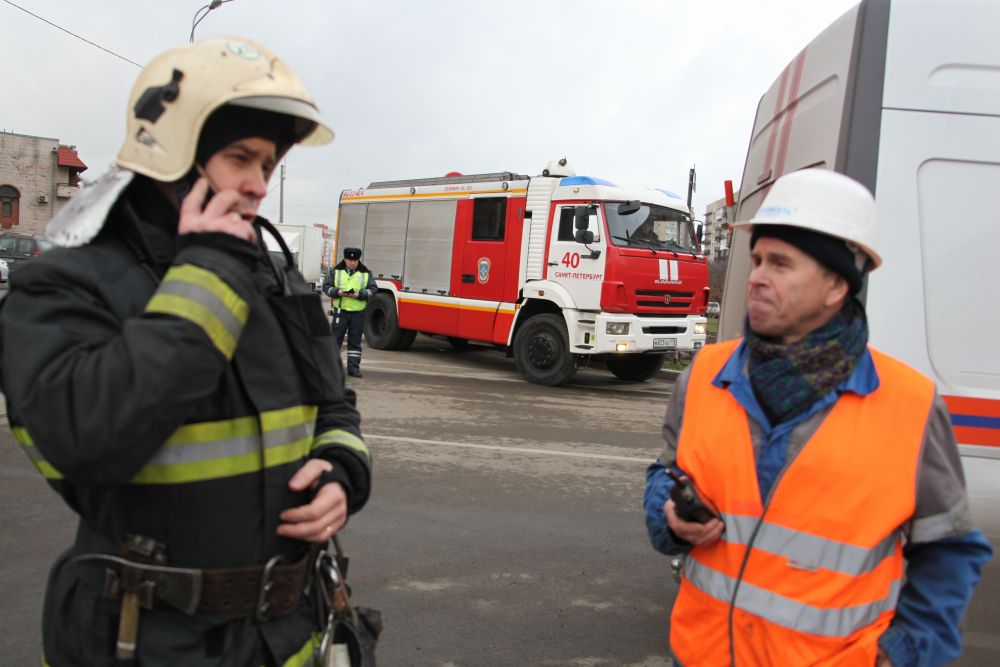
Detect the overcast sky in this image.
<box><xmin>4</xmin><ymin>0</ymin><xmax>860</xmax><ymax>226</ymax></box>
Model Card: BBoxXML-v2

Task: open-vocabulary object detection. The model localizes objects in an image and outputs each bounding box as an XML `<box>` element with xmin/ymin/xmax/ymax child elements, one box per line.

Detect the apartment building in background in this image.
<box><xmin>703</xmin><ymin>188</ymin><xmax>739</xmax><ymax>262</ymax></box>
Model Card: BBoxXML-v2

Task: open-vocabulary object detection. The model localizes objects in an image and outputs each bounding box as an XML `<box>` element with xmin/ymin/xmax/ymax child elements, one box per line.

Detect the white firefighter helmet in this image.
<box><xmin>116</xmin><ymin>36</ymin><xmax>334</xmax><ymax>182</ymax></box>
<box><xmin>739</xmin><ymin>168</ymin><xmax>881</xmax><ymax>271</ymax></box>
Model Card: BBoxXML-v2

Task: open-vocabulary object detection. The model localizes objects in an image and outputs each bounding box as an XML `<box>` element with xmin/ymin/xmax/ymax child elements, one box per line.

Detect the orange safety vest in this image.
<box><xmin>670</xmin><ymin>339</ymin><xmax>934</xmax><ymax>667</ymax></box>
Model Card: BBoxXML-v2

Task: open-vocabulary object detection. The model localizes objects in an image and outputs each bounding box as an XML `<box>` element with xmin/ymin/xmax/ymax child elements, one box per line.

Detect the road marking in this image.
<box><xmin>368</xmin><ymin>433</ymin><xmax>654</xmax><ymax>464</ymax></box>
<box><xmin>360</xmin><ymin>361</ymin><xmax>675</xmax><ymax>397</ymax></box>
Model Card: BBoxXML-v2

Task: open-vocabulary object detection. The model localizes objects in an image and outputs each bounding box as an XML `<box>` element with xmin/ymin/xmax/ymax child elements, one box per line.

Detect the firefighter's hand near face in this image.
<box><xmin>664</xmin><ymin>499</ymin><xmax>725</xmax><ymax>546</ymax></box>
<box><xmin>178</xmin><ymin>177</ymin><xmax>257</xmax><ymax>244</ymax></box>
<box><xmin>277</xmin><ymin>459</ymin><xmax>348</xmax><ymax>543</ymax></box>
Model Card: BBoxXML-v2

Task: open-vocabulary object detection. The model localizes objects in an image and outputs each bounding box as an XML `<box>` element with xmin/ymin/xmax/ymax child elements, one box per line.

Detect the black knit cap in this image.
<box><xmin>195</xmin><ymin>105</ymin><xmax>303</xmax><ymax>167</ymax></box>
<box><xmin>751</xmin><ymin>224</ymin><xmax>864</xmax><ymax>294</ymax></box>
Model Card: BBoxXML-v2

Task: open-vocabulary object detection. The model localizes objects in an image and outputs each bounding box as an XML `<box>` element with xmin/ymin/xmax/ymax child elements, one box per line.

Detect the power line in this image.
<box><xmin>2</xmin><ymin>0</ymin><xmax>141</xmax><ymax>68</ymax></box>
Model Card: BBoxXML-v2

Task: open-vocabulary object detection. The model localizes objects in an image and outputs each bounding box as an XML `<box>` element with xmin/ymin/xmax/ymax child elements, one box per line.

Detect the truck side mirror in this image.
<box><xmin>574</xmin><ymin>229</ymin><xmax>595</xmax><ymax>244</ymax></box>
<box><xmin>697</xmin><ymin>223</ymin><xmax>704</xmax><ymax>244</ymax></box>
<box><xmin>574</xmin><ymin>205</ymin><xmax>590</xmax><ymax>230</ymax></box>
<box><xmin>618</xmin><ymin>200</ymin><xmax>641</xmax><ymax>216</ymax></box>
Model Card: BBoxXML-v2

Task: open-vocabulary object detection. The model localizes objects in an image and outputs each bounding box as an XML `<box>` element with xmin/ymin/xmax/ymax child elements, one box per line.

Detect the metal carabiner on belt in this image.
<box><xmin>314</xmin><ymin>547</ymin><xmax>345</xmax><ymax>666</ymax></box>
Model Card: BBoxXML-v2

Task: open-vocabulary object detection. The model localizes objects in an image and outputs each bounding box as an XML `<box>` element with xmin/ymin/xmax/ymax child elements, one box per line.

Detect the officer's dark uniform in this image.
<box><xmin>323</xmin><ymin>248</ymin><xmax>375</xmax><ymax>378</ymax></box>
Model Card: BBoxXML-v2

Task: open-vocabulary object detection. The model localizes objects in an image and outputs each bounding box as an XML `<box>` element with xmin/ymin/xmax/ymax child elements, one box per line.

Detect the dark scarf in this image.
<box><xmin>746</xmin><ymin>299</ymin><xmax>869</xmax><ymax>425</ymax></box>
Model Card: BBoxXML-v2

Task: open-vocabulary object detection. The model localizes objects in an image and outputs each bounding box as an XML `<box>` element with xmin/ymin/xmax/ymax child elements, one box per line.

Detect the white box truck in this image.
<box><xmin>264</xmin><ymin>223</ymin><xmax>324</xmax><ymax>290</ymax></box>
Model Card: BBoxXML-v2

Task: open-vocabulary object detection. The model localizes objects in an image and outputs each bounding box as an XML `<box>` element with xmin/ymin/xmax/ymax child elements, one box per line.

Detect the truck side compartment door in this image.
<box><xmin>455</xmin><ymin>196</ymin><xmax>508</xmax><ymax>342</ymax></box>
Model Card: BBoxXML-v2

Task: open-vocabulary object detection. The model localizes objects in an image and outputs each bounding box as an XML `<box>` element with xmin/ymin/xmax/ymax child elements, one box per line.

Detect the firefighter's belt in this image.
<box><xmin>72</xmin><ymin>552</ymin><xmax>312</xmax><ymax>621</ymax></box>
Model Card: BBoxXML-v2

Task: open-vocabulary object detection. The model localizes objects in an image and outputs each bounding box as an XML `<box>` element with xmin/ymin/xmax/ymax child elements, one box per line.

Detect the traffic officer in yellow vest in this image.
<box><xmin>643</xmin><ymin>169</ymin><xmax>992</xmax><ymax>667</ymax></box>
<box><xmin>0</xmin><ymin>37</ymin><xmax>374</xmax><ymax>666</ymax></box>
<box><xmin>323</xmin><ymin>247</ymin><xmax>375</xmax><ymax>378</ymax></box>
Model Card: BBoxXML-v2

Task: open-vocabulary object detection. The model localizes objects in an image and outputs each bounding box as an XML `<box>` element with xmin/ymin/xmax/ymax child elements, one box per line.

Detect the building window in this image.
<box><xmin>472</xmin><ymin>197</ymin><xmax>506</xmax><ymax>241</ymax></box>
<box><xmin>0</xmin><ymin>185</ymin><xmax>20</xmax><ymax>229</ymax></box>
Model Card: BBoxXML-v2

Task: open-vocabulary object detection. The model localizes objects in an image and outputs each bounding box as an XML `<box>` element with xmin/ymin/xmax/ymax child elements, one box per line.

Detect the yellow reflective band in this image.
<box><xmin>164</xmin><ymin>264</ymin><xmax>250</xmax><ymax>324</ymax></box>
<box><xmin>131</xmin><ymin>450</ymin><xmax>264</xmax><ymax>484</ymax></box>
<box><xmin>131</xmin><ymin>407</ymin><xmax>317</xmax><ymax>485</ymax></box>
<box><xmin>146</xmin><ymin>264</ymin><xmax>249</xmax><ymax>359</ymax></box>
<box><xmin>13</xmin><ymin>426</ymin><xmax>64</xmax><ymax>480</ymax></box>
<box><xmin>281</xmin><ymin>632</ymin><xmax>321</xmax><ymax>667</ymax></box>
<box><xmin>313</xmin><ymin>429</ymin><xmax>371</xmax><ymax>463</ymax></box>
<box><xmin>263</xmin><ymin>437</ymin><xmax>313</xmax><ymax>469</ymax></box>
<box><xmin>261</xmin><ymin>405</ymin><xmax>319</xmax><ymax>431</ymax></box>
<box><xmin>146</xmin><ymin>293</ymin><xmax>239</xmax><ymax>359</ymax></box>
<box><xmin>165</xmin><ymin>415</ymin><xmax>260</xmax><ymax>446</ymax></box>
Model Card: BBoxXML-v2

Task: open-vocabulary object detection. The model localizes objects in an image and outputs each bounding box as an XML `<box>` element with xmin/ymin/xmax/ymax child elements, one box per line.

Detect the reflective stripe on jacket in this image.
<box><xmin>332</xmin><ymin>269</ymin><xmax>369</xmax><ymax>312</ymax></box>
<box><xmin>670</xmin><ymin>339</ymin><xmax>935</xmax><ymax>666</ymax></box>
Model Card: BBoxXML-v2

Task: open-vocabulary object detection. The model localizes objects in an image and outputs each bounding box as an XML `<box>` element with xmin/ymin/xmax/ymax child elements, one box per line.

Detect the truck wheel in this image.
<box><xmin>606</xmin><ymin>354</ymin><xmax>664</xmax><ymax>382</ymax></box>
<box><xmin>513</xmin><ymin>314</ymin><xmax>577</xmax><ymax>386</ymax></box>
<box><xmin>364</xmin><ymin>293</ymin><xmax>405</xmax><ymax>350</ymax></box>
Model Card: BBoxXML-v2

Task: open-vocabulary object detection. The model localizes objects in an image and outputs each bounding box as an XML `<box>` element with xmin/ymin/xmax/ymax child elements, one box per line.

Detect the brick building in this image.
<box><xmin>0</xmin><ymin>131</ymin><xmax>88</xmax><ymax>235</ymax></box>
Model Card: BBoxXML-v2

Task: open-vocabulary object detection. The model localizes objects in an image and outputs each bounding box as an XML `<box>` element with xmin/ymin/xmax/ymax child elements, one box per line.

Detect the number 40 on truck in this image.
<box><xmin>335</xmin><ymin>159</ymin><xmax>710</xmax><ymax>385</ymax></box>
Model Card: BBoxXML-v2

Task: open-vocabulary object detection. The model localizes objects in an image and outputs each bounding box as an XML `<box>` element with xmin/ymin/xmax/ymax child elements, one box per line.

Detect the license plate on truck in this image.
<box><xmin>653</xmin><ymin>338</ymin><xmax>677</xmax><ymax>349</ymax></box>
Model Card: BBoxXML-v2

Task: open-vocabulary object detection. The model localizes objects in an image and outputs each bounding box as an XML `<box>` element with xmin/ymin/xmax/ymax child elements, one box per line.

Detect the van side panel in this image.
<box><xmin>719</xmin><ymin>5</ymin><xmax>862</xmax><ymax>341</ymax></box>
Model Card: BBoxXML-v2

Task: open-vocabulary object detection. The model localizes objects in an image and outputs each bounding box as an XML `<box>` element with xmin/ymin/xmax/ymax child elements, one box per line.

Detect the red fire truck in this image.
<box><xmin>335</xmin><ymin>159</ymin><xmax>709</xmax><ymax>385</ymax></box>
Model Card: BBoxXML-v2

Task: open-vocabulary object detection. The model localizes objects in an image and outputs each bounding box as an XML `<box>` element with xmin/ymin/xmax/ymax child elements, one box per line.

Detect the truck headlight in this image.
<box><xmin>606</xmin><ymin>322</ymin><xmax>630</xmax><ymax>335</ymax></box>
<box><xmin>694</xmin><ymin>322</ymin><xmax>707</xmax><ymax>336</ymax></box>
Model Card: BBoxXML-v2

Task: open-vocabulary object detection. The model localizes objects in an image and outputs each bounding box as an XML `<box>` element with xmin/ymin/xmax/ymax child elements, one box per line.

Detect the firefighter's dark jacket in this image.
<box><xmin>0</xmin><ymin>176</ymin><xmax>372</xmax><ymax>664</ymax></box>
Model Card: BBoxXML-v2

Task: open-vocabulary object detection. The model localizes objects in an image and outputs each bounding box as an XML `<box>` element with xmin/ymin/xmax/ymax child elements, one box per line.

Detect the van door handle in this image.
<box><xmin>461</xmin><ymin>274</ymin><xmax>475</xmax><ymax>283</ymax></box>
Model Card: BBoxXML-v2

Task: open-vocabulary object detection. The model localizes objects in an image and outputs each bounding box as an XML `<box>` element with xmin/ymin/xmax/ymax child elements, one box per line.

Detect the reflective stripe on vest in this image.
<box><xmin>313</xmin><ymin>428</ymin><xmax>371</xmax><ymax>465</ymax></box>
<box><xmin>670</xmin><ymin>339</ymin><xmax>933</xmax><ymax>664</ymax></box>
<box><xmin>720</xmin><ymin>512</ymin><xmax>899</xmax><ymax>576</ymax></box>
<box><xmin>146</xmin><ymin>264</ymin><xmax>249</xmax><ymax>359</ymax></box>
<box><xmin>334</xmin><ymin>269</ymin><xmax>368</xmax><ymax>312</ymax></box>
<box><xmin>682</xmin><ymin>553</ymin><xmax>902</xmax><ymax>637</ymax></box>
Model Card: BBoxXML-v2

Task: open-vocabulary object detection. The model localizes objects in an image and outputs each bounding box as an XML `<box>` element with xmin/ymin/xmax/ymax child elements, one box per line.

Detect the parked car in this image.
<box><xmin>0</xmin><ymin>258</ymin><xmax>8</xmax><ymax>283</ymax></box>
<box><xmin>0</xmin><ymin>233</ymin><xmax>52</xmax><ymax>276</ymax></box>
<box><xmin>706</xmin><ymin>301</ymin><xmax>721</xmax><ymax>318</ymax></box>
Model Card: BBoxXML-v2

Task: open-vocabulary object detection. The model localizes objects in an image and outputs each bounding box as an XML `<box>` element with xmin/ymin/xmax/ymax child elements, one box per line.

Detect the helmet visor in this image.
<box><xmin>230</xmin><ymin>96</ymin><xmax>334</xmax><ymax>146</ymax></box>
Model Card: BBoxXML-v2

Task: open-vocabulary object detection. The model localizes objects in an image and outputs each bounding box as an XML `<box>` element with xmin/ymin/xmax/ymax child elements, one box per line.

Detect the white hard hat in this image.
<box><xmin>739</xmin><ymin>168</ymin><xmax>881</xmax><ymax>270</ymax></box>
<box><xmin>116</xmin><ymin>36</ymin><xmax>334</xmax><ymax>182</ymax></box>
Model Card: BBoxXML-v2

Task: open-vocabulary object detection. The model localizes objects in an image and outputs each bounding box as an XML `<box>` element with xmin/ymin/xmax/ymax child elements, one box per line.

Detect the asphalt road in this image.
<box><xmin>1</xmin><ymin>333</ymin><xmax>998</xmax><ymax>666</ymax></box>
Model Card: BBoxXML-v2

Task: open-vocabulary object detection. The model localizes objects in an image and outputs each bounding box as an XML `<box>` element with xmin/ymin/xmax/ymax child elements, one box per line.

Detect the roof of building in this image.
<box><xmin>57</xmin><ymin>146</ymin><xmax>87</xmax><ymax>171</ymax></box>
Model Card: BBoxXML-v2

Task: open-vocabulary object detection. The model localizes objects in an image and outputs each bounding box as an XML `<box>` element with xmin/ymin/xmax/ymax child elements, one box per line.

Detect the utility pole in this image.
<box><xmin>279</xmin><ymin>162</ymin><xmax>285</xmax><ymax>224</ymax></box>
<box><xmin>687</xmin><ymin>164</ymin><xmax>697</xmax><ymax>215</ymax></box>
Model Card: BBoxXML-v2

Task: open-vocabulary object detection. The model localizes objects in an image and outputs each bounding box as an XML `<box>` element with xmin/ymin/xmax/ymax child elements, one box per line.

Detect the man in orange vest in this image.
<box><xmin>643</xmin><ymin>169</ymin><xmax>992</xmax><ymax>667</ymax></box>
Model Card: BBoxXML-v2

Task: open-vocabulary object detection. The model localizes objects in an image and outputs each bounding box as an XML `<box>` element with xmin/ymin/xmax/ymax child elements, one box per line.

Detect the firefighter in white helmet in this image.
<box><xmin>1</xmin><ymin>37</ymin><xmax>376</xmax><ymax>665</ymax></box>
<box><xmin>644</xmin><ymin>169</ymin><xmax>991</xmax><ymax>667</ymax></box>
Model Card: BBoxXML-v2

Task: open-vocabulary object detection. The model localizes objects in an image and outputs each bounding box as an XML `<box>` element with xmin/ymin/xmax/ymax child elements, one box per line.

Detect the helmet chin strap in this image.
<box><xmin>168</xmin><ymin>163</ymin><xmax>216</xmax><ymax>211</ymax></box>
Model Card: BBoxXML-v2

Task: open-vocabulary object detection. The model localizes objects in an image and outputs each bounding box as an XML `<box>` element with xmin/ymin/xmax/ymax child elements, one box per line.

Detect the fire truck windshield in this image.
<box><xmin>604</xmin><ymin>203</ymin><xmax>697</xmax><ymax>252</ymax></box>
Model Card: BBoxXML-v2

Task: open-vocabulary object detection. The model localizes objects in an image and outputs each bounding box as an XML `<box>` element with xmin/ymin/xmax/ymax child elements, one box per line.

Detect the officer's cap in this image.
<box><xmin>344</xmin><ymin>247</ymin><xmax>362</xmax><ymax>260</ymax></box>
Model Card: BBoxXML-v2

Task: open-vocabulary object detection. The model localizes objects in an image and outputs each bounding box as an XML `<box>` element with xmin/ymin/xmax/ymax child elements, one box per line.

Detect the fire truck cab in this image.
<box><xmin>336</xmin><ymin>160</ymin><xmax>709</xmax><ymax>385</ymax></box>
